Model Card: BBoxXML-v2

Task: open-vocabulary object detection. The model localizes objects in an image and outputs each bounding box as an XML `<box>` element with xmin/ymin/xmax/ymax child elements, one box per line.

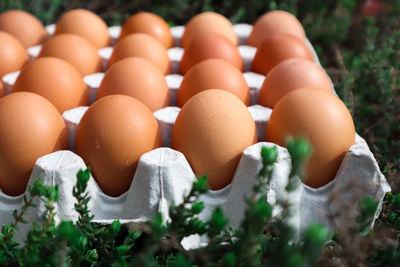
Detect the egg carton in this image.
<box><xmin>0</xmin><ymin>24</ymin><xmax>390</xmax><ymax>250</ymax></box>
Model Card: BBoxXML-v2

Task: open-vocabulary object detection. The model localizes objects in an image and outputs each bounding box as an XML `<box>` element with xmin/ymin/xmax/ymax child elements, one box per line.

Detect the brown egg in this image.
<box><xmin>109</xmin><ymin>33</ymin><xmax>171</xmax><ymax>74</ymax></box>
<box><xmin>0</xmin><ymin>92</ymin><xmax>68</xmax><ymax>196</ymax></box>
<box><xmin>0</xmin><ymin>10</ymin><xmax>46</xmax><ymax>48</ymax></box>
<box><xmin>248</xmin><ymin>10</ymin><xmax>306</xmax><ymax>47</ymax></box>
<box><xmin>55</xmin><ymin>9</ymin><xmax>110</xmax><ymax>49</ymax></box>
<box><xmin>75</xmin><ymin>94</ymin><xmax>162</xmax><ymax>197</ymax></box>
<box><xmin>38</xmin><ymin>33</ymin><xmax>102</xmax><ymax>76</ymax></box>
<box><xmin>119</xmin><ymin>12</ymin><xmax>173</xmax><ymax>48</ymax></box>
<box><xmin>177</xmin><ymin>59</ymin><xmax>250</xmax><ymax>107</ymax></box>
<box><xmin>0</xmin><ymin>31</ymin><xmax>28</xmax><ymax>77</ymax></box>
<box><xmin>181</xmin><ymin>12</ymin><xmax>237</xmax><ymax>48</ymax></box>
<box><xmin>0</xmin><ymin>82</ymin><xmax>4</xmax><ymax>98</ymax></box>
<box><xmin>251</xmin><ymin>34</ymin><xmax>314</xmax><ymax>75</ymax></box>
<box><xmin>180</xmin><ymin>32</ymin><xmax>243</xmax><ymax>75</ymax></box>
<box><xmin>266</xmin><ymin>87</ymin><xmax>355</xmax><ymax>188</ymax></box>
<box><xmin>97</xmin><ymin>57</ymin><xmax>170</xmax><ymax>111</ymax></box>
<box><xmin>172</xmin><ymin>89</ymin><xmax>257</xmax><ymax>190</ymax></box>
<box><xmin>13</xmin><ymin>57</ymin><xmax>88</xmax><ymax>113</ymax></box>
<box><xmin>258</xmin><ymin>58</ymin><xmax>333</xmax><ymax>108</ymax></box>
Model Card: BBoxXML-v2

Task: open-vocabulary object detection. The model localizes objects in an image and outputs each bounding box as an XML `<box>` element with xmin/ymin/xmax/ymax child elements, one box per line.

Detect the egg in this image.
<box><xmin>181</xmin><ymin>12</ymin><xmax>237</xmax><ymax>48</ymax></box>
<box><xmin>180</xmin><ymin>32</ymin><xmax>243</xmax><ymax>74</ymax></box>
<box><xmin>248</xmin><ymin>10</ymin><xmax>306</xmax><ymax>47</ymax></box>
<box><xmin>0</xmin><ymin>31</ymin><xmax>29</xmax><ymax>77</ymax></box>
<box><xmin>258</xmin><ymin>58</ymin><xmax>334</xmax><ymax>108</ymax></box>
<box><xmin>109</xmin><ymin>33</ymin><xmax>171</xmax><ymax>74</ymax></box>
<box><xmin>75</xmin><ymin>94</ymin><xmax>162</xmax><ymax>197</ymax></box>
<box><xmin>251</xmin><ymin>33</ymin><xmax>314</xmax><ymax>75</ymax></box>
<box><xmin>172</xmin><ymin>89</ymin><xmax>257</xmax><ymax>190</ymax></box>
<box><xmin>119</xmin><ymin>12</ymin><xmax>173</xmax><ymax>48</ymax></box>
<box><xmin>266</xmin><ymin>87</ymin><xmax>355</xmax><ymax>188</ymax></box>
<box><xmin>13</xmin><ymin>57</ymin><xmax>88</xmax><ymax>113</ymax></box>
<box><xmin>96</xmin><ymin>57</ymin><xmax>170</xmax><ymax>111</ymax></box>
<box><xmin>38</xmin><ymin>33</ymin><xmax>102</xmax><ymax>76</ymax></box>
<box><xmin>177</xmin><ymin>59</ymin><xmax>250</xmax><ymax>107</ymax></box>
<box><xmin>0</xmin><ymin>92</ymin><xmax>68</xmax><ymax>196</ymax></box>
<box><xmin>0</xmin><ymin>10</ymin><xmax>46</xmax><ymax>48</ymax></box>
<box><xmin>54</xmin><ymin>9</ymin><xmax>110</xmax><ymax>49</ymax></box>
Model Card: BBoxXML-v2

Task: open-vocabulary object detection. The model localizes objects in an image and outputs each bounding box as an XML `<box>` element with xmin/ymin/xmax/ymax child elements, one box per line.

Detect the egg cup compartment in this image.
<box><xmin>0</xmin><ymin>22</ymin><xmax>390</xmax><ymax>250</ymax></box>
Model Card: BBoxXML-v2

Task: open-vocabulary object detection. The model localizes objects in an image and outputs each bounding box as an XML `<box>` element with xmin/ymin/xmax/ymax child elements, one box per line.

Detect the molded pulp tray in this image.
<box><xmin>0</xmin><ymin>24</ymin><xmax>391</xmax><ymax>249</ymax></box>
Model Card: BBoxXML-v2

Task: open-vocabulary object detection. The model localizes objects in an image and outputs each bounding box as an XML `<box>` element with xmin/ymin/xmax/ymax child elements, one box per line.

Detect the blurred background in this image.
<box><xmin>0</xmin><ymin>0</ymin><xmax>399</xmax><ymax>190</ymax></box>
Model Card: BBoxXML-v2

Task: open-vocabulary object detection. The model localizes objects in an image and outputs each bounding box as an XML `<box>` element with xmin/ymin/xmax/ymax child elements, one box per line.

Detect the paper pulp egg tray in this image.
<box><xmin>0</xmin><ymin>23</ymin><xmax>391</xmax><ymax>249</ymax></box>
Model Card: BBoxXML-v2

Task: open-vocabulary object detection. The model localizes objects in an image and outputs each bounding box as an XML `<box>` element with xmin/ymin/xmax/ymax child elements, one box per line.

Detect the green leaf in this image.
<box><xmin>208</xmin><ymin>207</ymin><xmax>228</xmax><ymax>236</ymax></box>
<box><xmin>287</xmin><ymin>138</ymin><xmax>312</xmax><ymax>163</ymax></box>
<box><xmin>302</xmin><ymin>224</ymin><xmax>329</xmax><ymax>263</ymax></box>
<box><xmin>253</xmin><ymin>197</ymin><xmax>273</xmax><ymax>218</ymax></box>
<box><xmin>193</xmin><ymin>176</ymin><xmax>208</xmax><ymax>193</ymax></box>
<box><xmin>110</xmin><ymin>220</ymin><xmax>121</xmax><ymax>234</ymax></box>
<box><xmin>222</xmin><ymin>252</ymin><xmax>237</xmax><ymax>267</ymax></box>
<box><xmin>191</xmin><ymin>202</ymin><xmax>205</xmax><ymax>214</ymax></box>
<box><xmin>261</xmin><ymin>146</ymin><xmax>278</xmax><ymax>166</ymax></box>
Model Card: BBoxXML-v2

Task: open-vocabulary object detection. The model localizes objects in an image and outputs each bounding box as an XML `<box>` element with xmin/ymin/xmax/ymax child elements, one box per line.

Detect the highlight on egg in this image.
<box><xmin>177</xmin><ymin>58</ymin><xmax>250</xmax><ymax>107</ymax></box>
<box><xmin>181</xmin><ymin>12</ymin><xmax>238</xmax><ymax>48</ymax></box>
<box><xmin>248</xmin><ymin>10</ymin><xmax>306</xmax><ymax>47</ymax></box>
<box><xmin>0</xmin><ymin>31</ymin><xmax>29</xmax><ymax>78</ymax></box>
<box><xmin>38</xmin><ymin>33</ymin><xmax>102</xmax><ymax>76</ymax></box>
<box><xmin>109</xmin><ymin>33</ymin><xmax>171</xmax><ymax>74</ymax></box>
<box><xmin>0</xmin><ymin>92</ymin><xmax>68</xmax><ymax>196</ymax></box>
<box><xmin>172</xmin><ymin>89</ymin><xmax>257</xmax><ymax>190</ymax></box>
<box><xmin>12</xmin><ymin>57</ymin><xmax>89</xmax><ymax>113</ymax></box>
<box><xmin>0</xmin><ymin>9</ymin><xmax>47</xmax><ymax>48</ymax></box>
<box><xmin>119</xmin><ymin>12</ymin><xmax>173</xmax><ymax>48</ymax></box>
<box><xmin>96</xmin><ymin>57</ymin><xmax>170</xmax><ymax>111</ymax></box>
<box><xmin>54</xmin><ymin>9</ymin><xmax>110</xmax><ymax>48</ymax></box>
<box><xmin>179</xmin><ymin>32</ymin><xmax>243</xmax><ymax>74</ymax></box>
<box><xmin>75</xmin><ymin>94</ymin><xmax>162</xmax><ymax>197</ymax></box>
<box><xmin>258</xmin><ymin>58</ymin><xmax>334</xmax><ymax>108</ymax></box>
<box><xmin>266</xmin><ymin>87</ymin><xmax>356</xmax><ymax>188</ymax></box>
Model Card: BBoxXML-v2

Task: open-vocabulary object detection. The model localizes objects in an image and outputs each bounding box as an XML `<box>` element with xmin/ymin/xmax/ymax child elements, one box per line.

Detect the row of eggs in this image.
<box><xmin>1</xmin><ymin>9</ymin><xmax>315</xmax><ymax>84</ymax></box>
<box><xmin>0</xmin><ymin>9</ymin><xmax>355</xmax><ymax>199</ymax></box>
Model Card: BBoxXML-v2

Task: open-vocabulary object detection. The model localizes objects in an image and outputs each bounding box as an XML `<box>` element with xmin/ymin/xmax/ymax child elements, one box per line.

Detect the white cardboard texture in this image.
<box><xmin>0</xmin><ymin>23</ymin><xmax>391</xmax><ymax>250</ymax></box>
<box><xmin>1</xmin><ymin>71</ymin><xmax>20</xmax><ymax>95</ymax></box>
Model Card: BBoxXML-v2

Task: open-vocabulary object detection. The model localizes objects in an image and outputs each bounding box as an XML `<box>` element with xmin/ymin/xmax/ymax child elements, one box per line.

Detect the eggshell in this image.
<box><xmin>12</xmin><ymin>57</ymin><xmax>89</xmax><ymax>113</ymax></box>
<box><xmin>177</xmin><ymin>59</ymin><xmax>250</xmax><ymax>107</ymax></box>
<box><xmin>75</xmin><ymin>94</ymin><xmax>162</xmax><ymax>197</ymax></box>
<box><xmin>181</xmin><ymin>12</ymin><xmax>237</xmax><ymax>48</ymax></box>
<box><xmin>251</xmin><ymin>34</ymin><xmax>314</xmax><ymax>75</ymax></box>
<box><xmin>0</xmin><ymin>82</ymin><xmax>4</xmax><ymax>98</ymax></box>
<box><xmin>0</xmin><ymin>92</ymin><xmax>68</xmax><ymax>196</ymax></box>
<box><xmin>55</xmin><ymin>9</ymin><xmax>110</xmax><ymax>48</ymax></box>
<box><xmin>172</xmin><ymin>89</ymin><xmax>257</xmax><ymax>190</ymax></box>
<box><xmin>0</xmin><ymin>31</ymin><xmax>28</xmax><ymax>77</ymax></box>
<box><xmin>0</xmin><ymin>10</ymin><xmax>46</xmax><ymax>48</ymax></box>
<box><xmin>38</xmin><ymin>33</ymin><xmax>102</xmax><ymax>76</ymax></box>
<box><xmin>248</xmin><ymin>10</ymin><xmax>306</xmax><ymax>47</ymax></box>
<box><xmin>258</xmin><ymin>58</ymin><xmax>334</xmax><ymax>108</ymax></box>
<box><xmin>266</xmin><ymin>87</ymin><xmax>355</xmax><ymax>188</ymax></box>
<box><xmin>96</xmin><ymin>57</ymin><xmax>170</xmax><ymax>111</ymax></box>
<box><xmin>119</xmin><ymin>12</ymin><xmax>173</xmax><ymax>48</ymax></box>
<box><xmin>180</xmin><ymin>32</ymin><xmax>243</xmax><ymax>74</ymax></box>
<box><xmin>108</xmin><ymin>33</ymin><xmax>171</xmax><ymax>74</ymax></box>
